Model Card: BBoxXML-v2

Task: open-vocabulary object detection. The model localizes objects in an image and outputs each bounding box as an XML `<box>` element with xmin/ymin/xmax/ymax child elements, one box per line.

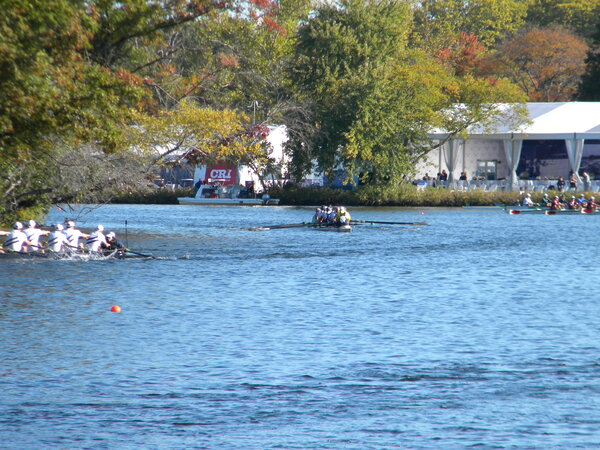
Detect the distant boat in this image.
<box><xmin>506</xmin><ymin>208</ymin><xmax>598</xmax><ymax>215</ymax></box>
<box><xmin>178</xmin><ymin>184</ymin><xmax>279</xmax><ymax>206</ymax></box>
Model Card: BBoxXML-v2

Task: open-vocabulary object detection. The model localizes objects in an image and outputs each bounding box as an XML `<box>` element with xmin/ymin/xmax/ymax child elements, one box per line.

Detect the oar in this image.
<box><xmin>124</xmin><ymin>248</ymin><xmax>155</xmax><ymax>258</ymax></box>
<box><xmin>350</xmin><ymin>219</ymin><xmax>428</xmax><ymax>226</ymax></box>
<box><xmin>249</xmin><ymin>222</ymin><xmax>309</xmax><ymax>231</ymax></box>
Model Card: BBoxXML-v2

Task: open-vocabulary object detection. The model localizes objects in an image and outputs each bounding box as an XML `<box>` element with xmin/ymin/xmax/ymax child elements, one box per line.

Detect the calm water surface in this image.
<box><xmin>1</xmin><ymin>204</ymin><xmax>600</xmax><ymax>448</ymax></box>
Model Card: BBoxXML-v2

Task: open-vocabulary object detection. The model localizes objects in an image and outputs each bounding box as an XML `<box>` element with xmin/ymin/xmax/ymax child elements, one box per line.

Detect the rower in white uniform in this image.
<box><xmin>64</xmin><ymin>220</ymin><xmax>89</xmax><ymax>249</ymax></box>
<box><xmin>2</xmin><ymin>222</ymin><xmax>32</xmax><ymax>252</ymax></box>
<box><xmin>522</xmin><ymin>193</ymin><xmax>534</xmax><ymax>207</ymax></box>
<box><xmin>25</xmin><ymin>220</ymin><xmax>50</xmax><ymax>252</ymax></box>
<box><xmin>85</xmin><ymin>225</ymin><xmax>107</xmax><ymax>252</ymax></box>
<box><xmin>47</xmin><ymin>224</ymin><xmax>69</xmax><ymax>253</ymax></box>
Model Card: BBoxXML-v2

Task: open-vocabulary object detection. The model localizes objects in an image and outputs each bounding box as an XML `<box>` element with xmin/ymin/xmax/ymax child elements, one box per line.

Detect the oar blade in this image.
<box><xmin>350</xmin><ymin>220</ymin><xmax>428</xmax><ymax>226</ymax></box>
<box><xmin>249</xmin><ymin>223</ymin><xmax>308</xmax><ymax>231</ymax></box>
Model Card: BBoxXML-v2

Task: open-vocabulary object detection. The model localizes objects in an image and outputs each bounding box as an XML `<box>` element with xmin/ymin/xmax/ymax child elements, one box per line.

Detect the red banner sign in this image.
<box><xmin>205</xmin><ymin>163</ymin><xmax>237</xmax><ymax>186</ymax></box>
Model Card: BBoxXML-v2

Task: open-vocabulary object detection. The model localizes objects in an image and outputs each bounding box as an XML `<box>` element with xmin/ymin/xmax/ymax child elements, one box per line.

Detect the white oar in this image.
<box><xmin>249</xmin><ymin>222</ymin><xmax>310</xmax><ymax>231</ymax></box>
<box><xmin>350</xmin><ymin>219</ymin><xmax>428</xmax><ymax>226</ymax></box>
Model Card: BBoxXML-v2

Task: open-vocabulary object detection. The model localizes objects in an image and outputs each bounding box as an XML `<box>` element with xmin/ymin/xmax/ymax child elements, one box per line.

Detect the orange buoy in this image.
<box><xmin>110</xmin><ymin>305</ymin><xmax>121</xmax><ymax>313</ymax></box>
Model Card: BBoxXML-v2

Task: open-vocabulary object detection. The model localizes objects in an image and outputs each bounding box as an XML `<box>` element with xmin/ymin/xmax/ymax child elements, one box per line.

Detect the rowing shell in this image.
<box><xmin>507</xmin><ymin>208</ymin><xmax>599</xmax><ymax>215</ymax></box>
<box><xmin>0</xmin><ymin>249</ymin><xmax>145</xmax><ymax>260</ymax></box>
<box><xmin>307</xmin><ymin>223</ymin><xmax>352</xmax><ymax>232</ymax></box>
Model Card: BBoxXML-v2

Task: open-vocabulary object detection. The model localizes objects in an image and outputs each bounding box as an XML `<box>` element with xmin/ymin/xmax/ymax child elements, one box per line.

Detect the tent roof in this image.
<box><xmin>430</xmin><ymin>102</ymin><xmax>600</xmax><ymax>140</ymax></box>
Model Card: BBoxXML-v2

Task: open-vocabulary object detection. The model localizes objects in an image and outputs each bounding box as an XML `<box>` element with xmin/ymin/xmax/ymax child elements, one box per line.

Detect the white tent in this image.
<box><xmin>428</xmin><ymin>102</ymin><xmax>600</xmax><ymax>189</ymax></box>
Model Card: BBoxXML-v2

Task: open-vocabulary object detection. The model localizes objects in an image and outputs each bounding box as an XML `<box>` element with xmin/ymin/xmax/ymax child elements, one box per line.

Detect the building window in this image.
<box><xmin>476</xmin><ymin>160</ymin><xmax>497</xmax><ymax>180</ymax></box>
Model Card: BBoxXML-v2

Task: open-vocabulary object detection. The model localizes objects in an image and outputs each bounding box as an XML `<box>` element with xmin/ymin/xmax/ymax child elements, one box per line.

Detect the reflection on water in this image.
<box><xmin>1</xmin><ymin>205</ymin><xmax>600</xmax><ymax>448</ymax></box>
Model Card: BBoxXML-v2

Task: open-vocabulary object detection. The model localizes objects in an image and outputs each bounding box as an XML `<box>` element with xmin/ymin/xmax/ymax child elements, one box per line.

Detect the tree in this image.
<box><xmin>436</xmin><ymin>32</ymin><xmax>486</xmax><ymax>76</ymax></box>
<box><xmin>0</xmin><ymin>0</ymin><xmax>147</xmax><ymax>223</ymax></box>
<box><xmin>287</xmin><ymin>0</ymin><xmax>526</xmax><ymax>184</ymax></box>
<box><xmin>124</xmin><ymin>99</ymin><xmax>263</xmax><ymax>165</ymax></box>
<box><xmin>482</xmin><ymin>26</ymin><xmax>589</xmax><ymax>101</ymax></box>
<box><xmin>0</xmin><ymin>0</ymin><xmax>267</xmax><ymax>224</ymax></box>
<box><xmin>526</xmin><ymin>0</ymin><xmax>600</xmax><ymax>40</ymax></box>
<box><xmin>411</xmin><ymin>0</ymin><xmax>529</xmax><ymax>50</ymax></box>
<box><xmin>578</xmin><ymin>22</ymin><xmax>600</xmax><ymax>100</ymax></box>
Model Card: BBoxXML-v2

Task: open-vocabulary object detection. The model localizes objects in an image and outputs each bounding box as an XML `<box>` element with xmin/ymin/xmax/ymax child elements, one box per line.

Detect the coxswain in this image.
<box><xmin>522</xmin><ymin>193</ymin><xmax>534</xmax><ymax>207</ymax></box>
<box><xmin>25</xmin><ymin>220</ymin><xmax>50</xmax><ymax>252</ymax></box>
<box><xmin>2</xmin><ymin>222</ymin><xmax>32</xmax><ymax>253</ymax></box>
<box><xmin>104</xmin><ymin>232</ymin><xmax>125</xmax><ymax>251</ymax></box>
<box><xmin>85</xmin><ymin>224</ymin><xmax>107</xmax><ymax>252</ymax></box>
<box><xmin>337</xmin><ymin>207</ymin><xmax>351</xmax><ymax>225</ymax></box>
<box><xmin>47</xmin><ymin>224</ymin><xmax>69</xmax><ymax>253</ymax></box>
<box><xmin>550</xmin><ymin>196</ymin><xmax>562</xmax><ymax>211</ymax></box>
<box><xmin>64</xmin><ymin>220</ymin><xmax>89</xmax><ymax>249</ymax></box>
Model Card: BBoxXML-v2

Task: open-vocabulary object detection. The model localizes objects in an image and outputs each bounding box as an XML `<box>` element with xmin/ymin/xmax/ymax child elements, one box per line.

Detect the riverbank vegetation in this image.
<box><xmin>109</xmin><ymin>184</ymin><xmax>592</xmax><ymax>209</ymax></box>
<box><xmin>2</xmin><ymin>0</ymin><xmax>599</xmax><ymax>224</ymax></box>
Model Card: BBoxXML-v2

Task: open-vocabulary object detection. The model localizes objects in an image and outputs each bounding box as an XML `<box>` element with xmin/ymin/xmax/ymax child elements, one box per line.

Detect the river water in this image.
<box><xmin>1</xmin><ymin>204</ymin><xmax>600</xmax><ymax>448</ymax></box>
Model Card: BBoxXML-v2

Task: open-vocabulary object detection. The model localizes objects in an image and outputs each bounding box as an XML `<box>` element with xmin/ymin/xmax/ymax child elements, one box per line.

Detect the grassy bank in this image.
<box><xmin>111</xmin><ymin>187</ymin><xmax>193</xmax><ymax>204</ymax></box>
<box><xmin>108</xmin><ymin>184</ymin><xmax>590</xmax><ymax>207</ymax></box>
<box><xmin>271</xmin><ymin>184</ymin><xmax>522</xmax><ymax>207</ymax></box>
<box><xmin>112</xmin><ymin>184</ymin><xmax>593</xmax><ymax>207</ymax></box>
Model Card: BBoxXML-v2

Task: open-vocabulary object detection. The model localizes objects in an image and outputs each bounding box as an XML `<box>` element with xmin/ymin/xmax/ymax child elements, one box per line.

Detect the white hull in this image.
<box><xmin>177</xmin><ymin>197</ymin><xmax>280</xmax><ymax>206</ymax></box>
<box><xmin>309</xmin><ymin>223</ymin><xmax>352</xmax><ymax>232</ymax></box>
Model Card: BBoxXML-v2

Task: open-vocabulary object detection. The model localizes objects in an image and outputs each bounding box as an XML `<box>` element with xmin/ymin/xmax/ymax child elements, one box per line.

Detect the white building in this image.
<box><xmin>420</xmin><ymin>102</ymin><xmax>600</xmax><ymax>191</ymax></box>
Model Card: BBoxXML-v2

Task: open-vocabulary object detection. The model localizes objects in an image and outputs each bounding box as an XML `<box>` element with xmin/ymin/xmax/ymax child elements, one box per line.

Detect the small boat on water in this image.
<box><xmin>178</xmin><ymin>184</ymin><xmax>279</xmax><ymax>206</ymax></box>
<box><xmin>0</xmin><ymin>249</ymin><xmax>148</xmax><ymax>261</ymax></box>
<box><xmin>249</xmin><ymin>221</ymin><xmax>352</xmax><ymax>232</ymax></box>
<box><xmin>506</xmin><ymin>208</ymin><xmax>599</xmax><ymax>215</ymax></box>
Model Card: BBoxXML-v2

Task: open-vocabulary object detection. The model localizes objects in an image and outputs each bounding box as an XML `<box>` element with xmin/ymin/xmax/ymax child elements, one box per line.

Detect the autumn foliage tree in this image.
<box><xmin>436</xmin><ymin>32</ymin><xmax>486</xmax><ymax>76</ymax></box>
<box><xmin>0</xmin><ymin>0</ymin><xmax>273</xmax><ymax>223</ymax></box>
<box><xmin>481</xmin><ymin>26</ymin><xmax>589</xmax><ymax>101</ymax></box>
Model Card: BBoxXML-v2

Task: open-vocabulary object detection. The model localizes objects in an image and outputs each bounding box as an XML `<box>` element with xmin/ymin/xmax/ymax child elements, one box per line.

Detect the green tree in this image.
<box><xmin>288</xmin><ymin>0</ymin><xmax>526</xmax><ymax>184</ymax></box>
<box><xmin>578</xmin><ymin>22</ymin><xmax>600</xmax><ymax>100</ymax></box>
<box><xmin>0</xmin><ymin>0</ymin><xmax>265</xmax><ymax>224</ymax></box>
<box><xmin>412</xmin><ymin>0</ymin><xmax>529</xmax><ymax>50</ymax></box>
<box><xmin>0</xmin><ymin>0</ymin><xmax>146</xmax><ymax>223</ymax></box>
<box><xmin>526</xmin><ymin>0</ymin><xmax>600</xmax><ymax>40</ymax></box>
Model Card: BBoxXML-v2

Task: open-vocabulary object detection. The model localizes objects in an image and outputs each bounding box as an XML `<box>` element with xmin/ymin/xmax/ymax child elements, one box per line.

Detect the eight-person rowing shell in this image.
<box><xmin>313</xmin><ymin>206</ymin><xmax>351</xmax><ymax>226</ymax></box>
<box><xmin>1</xmin><ymin>220</ymin><xmax>126</xmax><ymax>256</ymax></box>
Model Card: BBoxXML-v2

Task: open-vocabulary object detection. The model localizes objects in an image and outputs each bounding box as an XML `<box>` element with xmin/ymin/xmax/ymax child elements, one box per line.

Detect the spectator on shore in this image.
<box><xmin>582</xmin><ymin>171</ymin><xmax>591</xmax><ymax>191</ymax></box>
<box><xmin>194</xmin><ymin>178</ymin><xmax>203</xmax><ymax>195</ymax></box>
<box><xmin>569</xmin><ymin>171</ymin><xmax>577</xmax><ymax>190</ymax></box>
